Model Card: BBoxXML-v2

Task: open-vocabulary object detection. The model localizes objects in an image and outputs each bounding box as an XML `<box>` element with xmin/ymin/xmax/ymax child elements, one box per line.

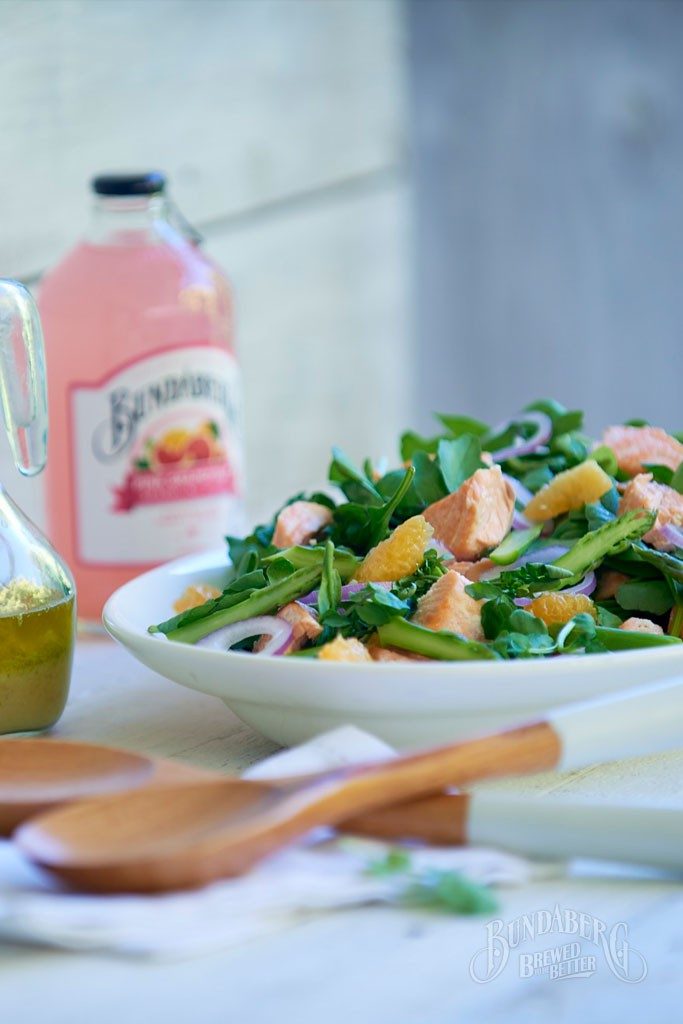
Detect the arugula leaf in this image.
<box><xmin>263</xmin><ymin>544</ymin><xmax>358</xmax><ymax>579</ymax></box>
<box><xmin>436</xmin><ymin>435</ymin><xmax>484</xmax><ymax>493</ymax></box>
<box><xmin>374</xmin><ymin>469</ymin><xmax>423</xmax><ymax>516</ymax></box>
<box><xmin>556</xmin><ymin>613</ymin><xmax>602</xmax><ymax>654</ymax></box>
<box><xmin>226</xmin><ymin>527</ymin><xmax>276</xmax><ymax>572</ymax></box>
<box><xmin>485</xmin><ymin>605</ymin><xmax>555</xmax><ymax>659</ymax></box>
<box><xmin>508</xmin><ymin>608</ymin><xmax>549</xmax><ymax>635</ymax></box>
<box><xmin>365</xmin><ymin>849</ymin><xmax>498</xmax><ymax>915</ymax></box>
<box><xmin>672</xmin><ymin>461</ymin><xmax>683</xmax><ymax>495</ymax></box>
<box><xmin>412</xmin><ymin>451</ymin><xmax>447</xmax><ymax>505</ymax></box>
<box><xmin>330</xmin><ymin>467</ymin><xmax>416</xmax><ymax>554</ymax></box>
<box><xmin>316</xmin><ymin>583</ymin><xmax>411</xmax><ymax>642</ymax></box>
<box><xmin>481</xmin><ymin>595</ymin><xmax>515</xmax><ymax>639</ymax></box>
<box><xmin>520</xmin><ymin>464</ymin><xmax>554</xmax><ymax>493</ymax></box>
<box><xmin>391</xmin><ymin>548</ymin><xmax>448</xmax><ymax>602</ymax></box>
<box><xmin>318</xmin><ymin>541</ymin><xmax>342</xmax><ymax>622</ymax></box>
<box><xmin>365</xmin><ymin>848</ymin><xmax>412</xmax><ymax>876</ymax></box>
<box><xmin>630</xmin><ymin>543</ymin><xmax>683</xmax><ymax>584</ymax></box>
<box><xmin>402</xmin><ymin>868</ymin><xmax>499</xmax><ymax>916</ymax></box>
<box><xmin>592</xmin><ymin>444</ymin><xmax>619</xmax><ymax>476</ymax></box>
<box><xmin>436</xmin><ymin>413</ymin><xmax>489</xmax><ymax>438</ymax></box>
<box><xmin>595</xmin><ymin>603</ymin><xmax>626</xmax><ymax>628</ymax></box>
<box><xmin>643</xmin><ymin>463</ymin><xmax>674</xmax><ymax>486</ymax></box>
<box><xmin>615</xmin><ymin>579</ymin><xmax>674</xmax><ymax>616</ymax></box>
<box><xmin>346</xmin><ymin>585</ymin><xmax>412</xmax><ymax>627</ymax></box>
<box><xmin>328</xmin><ymin>446</ymin><xmax>382</xmax><ymax>504</ymax></box>
<box><xmin>265</xmin><ymin>557</ymin><xmax>296</xmax><ymax>584</ymax></box>
<box><xmin>524</xmin><ymin>399</ymin><xmax>580</xmax><ymax>432</ymax></box>
<box><xmin>492</xmin><ymin>631</ymin><xmax>556</xmax><ymax>658</ymax></box>
<box><xmin>466</xmin><ymin>563</ymin><xmax>575</xmax><ymax>601</ymax></box>
<box><xmin>400</xmin><ymin>431</ymin><xmax>441</xmax><ymax>461</ymax></box>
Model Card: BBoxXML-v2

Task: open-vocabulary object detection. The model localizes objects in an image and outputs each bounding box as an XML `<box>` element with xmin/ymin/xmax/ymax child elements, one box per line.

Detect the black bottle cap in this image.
<box><xmin>91</xmin><ymin>172</ymin><xmax>166</xmax><ymax>197</ymax></box>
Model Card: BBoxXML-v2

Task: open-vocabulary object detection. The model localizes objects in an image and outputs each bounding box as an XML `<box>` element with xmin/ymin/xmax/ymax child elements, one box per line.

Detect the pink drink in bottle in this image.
<box><xmin>39</xmin><ymin>172</ymin><xmax>244</xmax><ymax>624</ymax></box>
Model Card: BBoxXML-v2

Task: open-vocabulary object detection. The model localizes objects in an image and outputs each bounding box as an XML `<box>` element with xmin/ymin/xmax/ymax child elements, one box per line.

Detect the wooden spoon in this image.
<box><xmin>15</xmin><ymin>677</ymin><xmax>683</xmax><ymax>892</ymax></box>
<box><xmin>0</xmin><ymin>738</ymin><xmax>204</xmax><ymax>836</ymax></box>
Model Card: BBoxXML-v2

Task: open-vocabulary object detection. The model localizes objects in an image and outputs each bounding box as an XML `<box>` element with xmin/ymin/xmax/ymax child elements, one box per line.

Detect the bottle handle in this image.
<box><xmin>0</xmin><ymin>279</ymin><xmax>48</xmax><ymax>477</ymax></box>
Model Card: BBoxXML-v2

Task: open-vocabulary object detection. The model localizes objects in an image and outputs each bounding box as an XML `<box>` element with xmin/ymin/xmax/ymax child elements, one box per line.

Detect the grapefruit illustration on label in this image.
<box><xmin>71</xmin><ymin>345</ymin><xmax>243</xmax><ymax>566</ymax></box>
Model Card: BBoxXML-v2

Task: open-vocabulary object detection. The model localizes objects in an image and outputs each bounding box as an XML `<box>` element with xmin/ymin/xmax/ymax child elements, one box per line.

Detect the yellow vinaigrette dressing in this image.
<box><xmin>0</xmin><ymin>581</ymin><xmax>76</xmax><ymax>735</ymax></box>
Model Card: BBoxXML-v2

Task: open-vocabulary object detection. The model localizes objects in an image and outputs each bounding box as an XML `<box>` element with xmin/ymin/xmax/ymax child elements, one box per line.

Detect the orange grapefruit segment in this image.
<box><xmin>524</xmin><ymin>460</ymin><xmax>612</xmax><ymax>522</ymax></box>
<box><xmin>355</xmin><ymin>515</ymin><xmax>434</xmax><ymax>583</ymax></box>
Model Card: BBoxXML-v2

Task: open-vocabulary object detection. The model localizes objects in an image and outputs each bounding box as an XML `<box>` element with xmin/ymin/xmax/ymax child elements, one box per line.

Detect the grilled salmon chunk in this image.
<box><xmin>618</xmin><ymin>474</ymin><xmax>683</xmax><ymax>551</ymax></box>
<box><xmin>423</xmin><ymin>466</ymin><xmax>514</xmax><ymax>560</ymax></box>
<box><xmin>254</xmin><ymin>600</ymin><xmax>322</xmax><ymax>654</ymax></box>
<box><xmin>602</xmin><ymin>425</ymin><xmax>683</xmax><ymax>477</ymax></box>
<box><xmin>272</xmin><ymin>500</ymin><xmax>332</xmax><ymax>548</ymax></box>
<box><xmin>413</xmin><ymin>569</ymin><xmax>484</xmax><ymax>641</ymax></box>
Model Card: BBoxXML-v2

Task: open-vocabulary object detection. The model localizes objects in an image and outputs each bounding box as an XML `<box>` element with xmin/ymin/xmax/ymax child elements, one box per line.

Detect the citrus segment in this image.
<box><xmin>354</xmin><ymin>515</ymin><xmax>434</xmax><ymax>583</ymax></box>
<box><xmin>524</xmin><ymin>460</ymin><xmax>612</xmax><ymax>522</ymax></box>
<box><xmin>318</xmin><ymin>636</ymin><xmax>372</xmax><ymax>662</ymax></box>
<box><xmin>527</xmin><ymin>592</ymin><xmax>597</xmax><ymax>626</ymax></box>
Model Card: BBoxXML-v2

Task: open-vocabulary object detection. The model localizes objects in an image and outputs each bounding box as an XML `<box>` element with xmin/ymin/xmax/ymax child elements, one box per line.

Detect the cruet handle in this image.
<box><xmin>0</xmin><ymin>279</ymin><xmax>48</xmax><ymax>477</ymax></box>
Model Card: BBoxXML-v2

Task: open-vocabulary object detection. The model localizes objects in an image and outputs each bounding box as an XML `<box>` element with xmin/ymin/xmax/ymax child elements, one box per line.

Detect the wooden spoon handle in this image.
<box><xmin>342</xmin><ymin>792</ymin><xmax>683</xmax><ymax>872</ymax></box>
<box><xmin>327</xmin><ymin>675</ymin><xmax>683</xmax><ymax>819</ymax></box>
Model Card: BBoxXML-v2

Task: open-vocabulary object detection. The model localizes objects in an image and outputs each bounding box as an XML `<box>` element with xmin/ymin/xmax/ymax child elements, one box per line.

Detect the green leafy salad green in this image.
<box><xmin>151</xmin><ymin>400</ymin><xmax>683</xmax><ymax>662</ymax></box>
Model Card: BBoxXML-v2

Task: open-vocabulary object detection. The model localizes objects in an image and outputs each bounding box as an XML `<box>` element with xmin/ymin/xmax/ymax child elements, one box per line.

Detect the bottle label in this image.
<box><xmin>70</xmin><ymin>344</ymin><xmax>243</xmax><ymax>566</ymax></box>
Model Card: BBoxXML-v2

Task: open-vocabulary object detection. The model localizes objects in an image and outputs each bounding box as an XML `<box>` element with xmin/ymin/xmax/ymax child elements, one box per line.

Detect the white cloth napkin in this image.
<box><xmin>0</xmin><ymin>726</ymin><xmax>542</xmax><ymax>959</ymax></box>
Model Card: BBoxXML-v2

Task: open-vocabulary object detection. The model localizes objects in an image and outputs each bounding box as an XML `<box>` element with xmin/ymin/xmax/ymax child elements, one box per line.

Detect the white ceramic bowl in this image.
<box><xmin>103</xmin><ymin>548</ymin><xmax>683</xmax><ymax>750</ymax></box>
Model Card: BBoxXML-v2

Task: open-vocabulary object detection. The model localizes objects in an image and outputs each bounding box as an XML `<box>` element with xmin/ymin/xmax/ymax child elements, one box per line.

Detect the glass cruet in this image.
<box><xmin>0</xmin><ymin>279</ymin><xmax>76</xmax><ymax>735</ymax></box>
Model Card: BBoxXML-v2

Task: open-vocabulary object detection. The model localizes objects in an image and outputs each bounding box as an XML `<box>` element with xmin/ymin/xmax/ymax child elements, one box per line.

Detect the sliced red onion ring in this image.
<box><xmin>657</xmin><ymin>524</ymin><xmax>683</xmax><ymax>550</ymax></box>
<box><xmin>490</xmin><ymin>412</ymin><xmax>553</xmax><ymax>464</ymax></box>
<box><xmin>503</xmin><ymin>473</ymin><xmax>534</xmax><ymax>507</ymax></box>
<box><xmin>512</xmin><ymin>509</ymin><xmax>531</xmax><ymax>530</ymax></box>
<box><xmin>516</xmin><ymin>544</ymin><xmax>570</xmax><ymax>567</ymax></box>
<box><xmin>503</xmin><ymin>475</ymin><xmax>534</xmax><ymax>529</ymax></box>
<box><xmin>196</xmin><ymin>615</ymin><xmax>293</xmax><ymax>656</ymax></box>
<box><xmin>427</xmin><ymin>539</ymin><xmax>455</xmax><ymax>560</ymax></box>
<box><xmin>514</xmin><ymin>570</ymin><xmax>597</xmax><ymax>607</ymax></box>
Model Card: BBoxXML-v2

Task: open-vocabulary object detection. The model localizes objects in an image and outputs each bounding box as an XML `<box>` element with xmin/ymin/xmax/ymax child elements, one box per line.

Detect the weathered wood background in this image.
<box><xmin>0</xmin><ymin>0</ymin><xmax>409</xmax><ymax>525</ymax></box>
<box><xmin>2</xmin><ymin>0</ymin><xmax>681</xmax><ymax>536</ymax></box>
<box><xmin>409</xmin><ymin>0</ymin><xmax>683</xmax><ymax>435</ymax></box>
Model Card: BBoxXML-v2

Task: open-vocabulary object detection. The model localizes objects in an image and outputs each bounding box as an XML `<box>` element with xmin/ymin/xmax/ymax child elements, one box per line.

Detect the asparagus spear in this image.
<box><xmin>594</xmin><ymin>626</ymin><xmax>681</xmax><ymax>651</ymax></box>
<box><xmin>377</xmin><ymin>618</ymin><xmax>498</xmax><ymax>661</ymax></box>
<box><xmin>162</xmin><ymin>565</ymin><xmax>323</xmax><ymax>645</ymax></box>
<box><xmin>553</xmin><ymin>508</ymin><xmax>656</xmax><ymax>577</ymax></box>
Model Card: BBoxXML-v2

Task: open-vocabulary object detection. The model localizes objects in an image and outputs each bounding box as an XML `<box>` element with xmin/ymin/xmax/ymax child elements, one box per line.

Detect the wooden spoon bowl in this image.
<box><xmin>0</xmin><ymin>738</ymin><xmax>201</xmax><ymax>835</ymax></box>
<box><xmin>16</xmin><ymin>778</ymin><xmax>292</xmax><ymax>892</ymax></box>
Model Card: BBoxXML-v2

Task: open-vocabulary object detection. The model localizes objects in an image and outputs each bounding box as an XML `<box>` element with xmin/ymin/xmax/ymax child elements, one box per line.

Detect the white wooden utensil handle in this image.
<box><xmin>468</xmin><ymin>793</ymin><xmax>683</xmax><ymax>871</ymax></box>
<box><xmin>547</xmin><ymin>676</ymin><xmax>683</xmax><ymax>770</ymax></box>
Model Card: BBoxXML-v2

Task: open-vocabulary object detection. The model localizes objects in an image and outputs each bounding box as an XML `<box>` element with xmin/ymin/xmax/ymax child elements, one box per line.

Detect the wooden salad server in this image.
<box><xmin>0</xmin><ymin>738</ymin><xmax>205</xmax><ymax>836</ymax></box>
<box><xmin>344</xmin><ymin>792</ymin><xmax>683</xmax><ymax>872</ymax></box>
<box><xmin>15</xmin><ymin>676</ymin><xmax>683</xmax><ymax>893</ymax></box>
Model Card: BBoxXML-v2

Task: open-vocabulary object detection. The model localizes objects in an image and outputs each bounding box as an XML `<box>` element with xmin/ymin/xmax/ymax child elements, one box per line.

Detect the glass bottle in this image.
<box><xmin>39</xmin><ymin>172</ymin><xmax>244</xmax><ymax>625</ymax></box>
<box><xmin>0</xmin><ymin>280</ymin><xmax>75</xmax><ymax>735</ymax></box>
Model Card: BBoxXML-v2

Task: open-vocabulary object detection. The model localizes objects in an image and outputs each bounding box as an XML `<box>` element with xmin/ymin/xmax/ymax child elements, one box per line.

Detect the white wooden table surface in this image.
<box><xmin>1</xmin><ymin>639</ymin><xmax>682</xmax><ymax>1023</ymax></box>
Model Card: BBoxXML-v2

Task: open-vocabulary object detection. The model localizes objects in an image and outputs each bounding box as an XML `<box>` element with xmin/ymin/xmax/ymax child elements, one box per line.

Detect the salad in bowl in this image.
<box><xmin>150</xmin><ymin>400</ymin><xmax>683</xmax><ymax>665</ymax></box>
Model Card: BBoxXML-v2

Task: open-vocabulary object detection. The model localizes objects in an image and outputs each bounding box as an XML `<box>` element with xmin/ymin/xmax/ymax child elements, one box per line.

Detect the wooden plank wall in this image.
<box><xmin>0</xmin><ymin>0</ymin><xmax>409</xmax><ymax>526</ymax></box>
<box><xmin>409</xmin><ymin>0</ymin><xmax>683</xmax><ymax>436</ymax></box>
